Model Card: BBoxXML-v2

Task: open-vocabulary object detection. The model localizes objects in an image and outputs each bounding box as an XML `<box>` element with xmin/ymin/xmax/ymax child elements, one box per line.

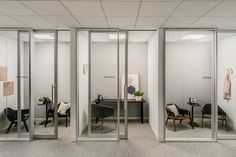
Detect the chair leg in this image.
<box><xmin>173</xmin><ymin>118</ymin><xmax>176</xmax><ymax>132</ymax></box>
<box><xmin>101</xmin><ymin>118</ymin><xmax>104</xmax><ymax>134</ymax></box>
<box><xmin>179</xmin><ymin>119</ymin><xmax>183</xmax><ymax>124</ymax></box>
<box><xmin>225</xmin><ymin>119</ymin><xmax>229</xmax><ymax>132</ymax></box>
<box><xmin>5</xmin><ymin>121</ymin><xmax>14</xmax><ymax>134</ymax></box>
<box><xmin>165</xmin><ymin>116</ymin><xmax>169</xmax><ymax>125</ymax></box>
<box><xmin>222</xmin><ymin>120</ymin><xmax>224</xmax><ymax>126</ymax></box>
<box><xmin>23</xmin><ymin>120</ymin><xmax>29</xmax><ymax>132</ymax></box>
<box><xmin>113</xmin><ymin>115</ymin><xmax>117</xmax><ymax>129</ymax></box>
<box><xmin>201</xmin><ymin>116</ymin><xmax>204</xmax><ymax>128</ymax></box>
<box><xmin>66</xmin><ymin>116</ymin><xmax>68</xmax><ymax>127</ymax></box>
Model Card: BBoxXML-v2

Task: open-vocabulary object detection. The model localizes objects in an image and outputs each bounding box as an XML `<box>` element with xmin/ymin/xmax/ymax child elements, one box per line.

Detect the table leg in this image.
<box><xmin>189</xmin><ymin>105</ymin><xmax>199</xmax><ymax>127</ymax></box>
<box><xmin>140</xmin><ymin>102</ymin><xmax>144</xmax><ymax>123</ymax></box>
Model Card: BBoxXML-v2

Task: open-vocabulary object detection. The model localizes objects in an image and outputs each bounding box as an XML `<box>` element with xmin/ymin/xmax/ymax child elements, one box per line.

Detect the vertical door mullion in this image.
<box><xmin>54</xmin><ymin>30</ymin><xmax>58</xmax><ymax>138</ymax></box>
<box><xmin>124</xmin><ymin>30</ymin><xmax>128</xmax><ymax>139</ymax></box>
<box><xmin>88</xmin><ymin>30</ymin><xmax>91</xmax><ymax>137</ymax></box>
<box><xmin>17</xmin><ymin>31</ymin><xmax>22</xmax><ymax>137</ymax></box>
<box><xmin>117</xmin><ymin>30</ymin><xmax>120</xmax><ymax>141</ymax></box>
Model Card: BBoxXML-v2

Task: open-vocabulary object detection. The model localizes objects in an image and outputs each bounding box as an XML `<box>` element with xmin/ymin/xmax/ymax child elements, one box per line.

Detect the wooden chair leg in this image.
<box><xmin>173</xmin><ymin>118</ymin><xmax>176</xmax><ymax>132</ymax></box>
<box><xmin>165</xmin><ymin>115</ymin><xmax>169</xmax><ymax>125</ymax></box>
<box><xmin>179</xmin><ymin>119</ymin><xmax>183</xmax><ymax>124</ymax></box>
<box><xmin>225</xmin><ymin>119</ymin><xmax>229</xmax><ymax>132</ymax></box>
<box><xmin>201</xmin><ymin>116</ymin><xmax>204</xmax><ymax>128</ymax></box>
<box><xmin>66</xmin><ymin>115</ymin><xmax>68</xmax><ymax>127</ymax></box>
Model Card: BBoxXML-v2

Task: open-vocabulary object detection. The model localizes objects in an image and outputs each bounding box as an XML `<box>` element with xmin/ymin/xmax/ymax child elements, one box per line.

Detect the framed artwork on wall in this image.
<box><xmin>0</xmin><ymin>66</ymin><xmax>7</xmax><ymax>81</ymax></box>
<box><xmin>121</xmin><ymin>74</ymin><xmax>139</xmax><ymax>99</ymax></box>
<box><xmin>3</xmin><ymin>81</ymin><xmax>14</xmax><ymax>96</ymax></box>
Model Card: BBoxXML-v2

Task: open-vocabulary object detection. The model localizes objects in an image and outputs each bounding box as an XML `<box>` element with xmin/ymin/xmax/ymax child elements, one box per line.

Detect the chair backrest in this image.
<box><xmin>4</xmin><ymin>108</ymin><xmax>17</xmax><ymax>121</ymax></box>
<box><xmin>202</xmin><ymin>104</ymin><xmax>227</xmax><ymax>116</ymax></box>
<box><xmin>92</xmin><ymin>104</ymin><xmax>114</xmax><ymax>118</ymax></box>
<box><xmin>202</xmin><ymin>104</ymin><xmax>211</xmax><ymax>114</ymax></box>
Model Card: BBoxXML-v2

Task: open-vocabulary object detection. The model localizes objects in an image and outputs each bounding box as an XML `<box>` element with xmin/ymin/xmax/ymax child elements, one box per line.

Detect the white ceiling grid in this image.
<box><xmin>0</xmin><ymin>0</ymin><xmax>235</xmax><ymax>29</ymax></box>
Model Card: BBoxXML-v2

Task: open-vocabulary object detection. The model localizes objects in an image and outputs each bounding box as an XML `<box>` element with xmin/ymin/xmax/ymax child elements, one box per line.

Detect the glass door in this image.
<box><xmin>32</xmin><ymin>30</ymin><xmax>58</xmax><ymax>139</ymax></box>
<box><xmin>164</xmin><ymin>29</ymin><xmax>217</xmax><ymax>141</ymax></box>
<box><xmin>88</xmin><ymin>30</ymin><xmax>120</xmax><ymax>140</ymax></box>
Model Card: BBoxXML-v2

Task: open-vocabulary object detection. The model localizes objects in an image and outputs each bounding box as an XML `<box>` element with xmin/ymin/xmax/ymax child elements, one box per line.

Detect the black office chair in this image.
<box><xmin>45</xmin><ymin>102</ymin><xmax>70</xmax><ymax>127</ymax></box>
<box><xmin>91</xmin><ymin>103</ymin><xmax>117</xmax><ymax>133</ymax></box>
<box><xmin>4</xmin><ymin>107</ymin><xmax>29</xmax><ymax>134</ymax></box>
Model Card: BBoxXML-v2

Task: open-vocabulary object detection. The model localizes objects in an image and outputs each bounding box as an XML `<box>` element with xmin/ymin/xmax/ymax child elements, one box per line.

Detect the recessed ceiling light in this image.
<box><xmin>181</xmin><ymin>34</ymin><xmax>206</xmax><ymax>40</ymax></box>
<box><xmin>34</xmin><ymin>34</ymin><xmax>54</xmax><ymax>40</ymax></box>
<box><xmin>108</xmin><ymin>34</ymin><xmax>126</xmax><ymax>40</ymax></box>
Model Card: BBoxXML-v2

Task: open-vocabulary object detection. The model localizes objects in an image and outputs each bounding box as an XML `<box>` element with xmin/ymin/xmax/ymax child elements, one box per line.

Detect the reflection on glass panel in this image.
<box><xmin>90</xmin><ymin>32</ymin><xmax>118</xmax><ymax>138</ymax></box>
<box><xmin>0</xmin><ymin>31</ymin><xmax>18</xmax><ymax>137</ymax></box>
<box><xmin>33</xmin><ymin>32</ymin><xmax>55</xmax><ymax>135</ymax></box>
<box><xmin>218</xmin><ymin>32</ymin><xmax>236</xmax><ymax>138</ymax></box>
<box><xmin>165</xmin><ymin>30</ymin><xmax>214</xmax><ymax>139</ymax></box>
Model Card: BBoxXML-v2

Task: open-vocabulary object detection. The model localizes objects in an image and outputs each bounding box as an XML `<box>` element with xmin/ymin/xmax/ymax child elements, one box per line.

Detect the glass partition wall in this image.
<box><xmin>164</xmin><ymin>29</ymin><xmax>217</xmax><ymax>141</ymax></box>
<box><xmin>32</xmin><ymin>31</ymin><xmax>58</xmax><ymax>138</ymax></box>
<box><xmin>77</xmin><ymin>30</ymin><xmax>128</xmax><ymax>141</ymax></box>
<box><xmin>0</xmin><ymin>30</ymin><xmax>31</xmax><ymax>140</ymax></box>
<box><xmin>218</xmin><ymin>31</ymin><xmax>236</xmax><ymax>139</ymax></box>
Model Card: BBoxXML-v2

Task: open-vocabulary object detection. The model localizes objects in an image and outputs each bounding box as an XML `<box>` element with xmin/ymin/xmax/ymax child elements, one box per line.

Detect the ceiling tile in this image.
<box><xmin>172</xmin><ymin>1</ymin><xmax>219</xmax><ymax>17</ymax></box>
<box><xmin>139</xmin><ymin>2</ymin><xmax>180</xmax><ymax>16</ymax></box>
<box><xmin>206</xmin><ymin>1</ymin><xmax>236</xmax><ymax>16</ymax></box>
<box><xmin>62</xmin><ymin>1</ymin><xmax>104</xmax><ymax>16</ymax></box>
<box><xmin>102</xmin><ymin>2</ymin><xmax>140</xmax><ymax>16</ymax></box>
<box><xmin>21</xmin><ymin>1</ymin><xmax>70</xmax><ymax>16</ymax></box>
<box><xmin>0</xmin><ymin>1</ymin><xmax>36</xmax><ymax>16</ymax></box>
<box><xmin>44</xmin><ymin>16</ymin><xmax>80</xmax><ymax>28</ymax></box>
<box><xmin>215</xmin><ymin>17</ymin><xmax>236</xmax><ymax>28</ymax></box>
<box><xmin>164</xmin><ymin>17</ymin><xmax>199</xmax><ymax>27</ymax></box>
<box><xmin>12</xmin><ymin>16</ymin><xmax>55</xmax><ymax>28</ymax></box>
<box><xmin>76</xmin><ymin>16</ymin><xmax>108</xmax><ymax>27</ymax></box>
<box><xmin>136</xmin><ymin>17</ymin><xmax>166</xmax><ymax>28</ymax></box>
<box><xmin>190</xmin><ymin>17</ymin><xmax>226</xmax><ymax>27</ymax></box>
<box><xmin>107</xmin><ymin>17</ymin><xmax>136</xmax><ymax>28</ymax></box>
<box><xmin>0</xmin><ymin>16</ymin><xmax>26</xmax><ymax>27</ymax></box>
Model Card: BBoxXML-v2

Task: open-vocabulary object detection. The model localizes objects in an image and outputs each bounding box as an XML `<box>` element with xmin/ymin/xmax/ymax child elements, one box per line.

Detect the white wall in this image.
<box><xmin>166</xmin><ymin>42</ymin><xmax>212</xmax><ymax>115</ymax></box>
<box><xmin>78</xmin><ymin>31</ymin><xmax>89</xmax><ymax>135</ymax></box>
<box><xmin>218</xmin><ymin>35</ymin><xmax>236</xmax><ymax>130</ymax></box>
<box><xmin>91</xmin><ymin>42</ymin><xmax>148</xmax><ymax>117</ymax></box>
<box><xmin>148</xmin><ymin>32</ymin><xmax>159</xmax><ymax>139</ymax></box>
<box><xmin>33</xmin><ymin>42</ymin><xmax>70</xmax><ymax>118</ymax></box>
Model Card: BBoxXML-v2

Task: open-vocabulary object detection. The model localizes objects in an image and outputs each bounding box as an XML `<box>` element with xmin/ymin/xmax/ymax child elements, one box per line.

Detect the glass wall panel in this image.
<box><xmin>218</xmin><ymin>32</ymin><xmax>236</xmax><ymax>139</ymax></box>
<box><xmin>0</xmin><ymin>30</ymin><xmax>30</xmax><ymax>140</ymax></box>
<box><xmin>89</xmin><ymin>31</ymin><xmax>119</xmax><ymax>139</ymax></box>
<box><xmin>0</xmin><ymin>31</ymin><xmax>18</xmax><ymax>138</ymax></box>
<box><xmin>165</xmin><ymin>30</ymin><xmax>216</xmax><ymax>140</ymax></box>
<box><xmin>33</xmin><ymin>32</ymin><xmax>57</xmax><ymax>137</ymax></box>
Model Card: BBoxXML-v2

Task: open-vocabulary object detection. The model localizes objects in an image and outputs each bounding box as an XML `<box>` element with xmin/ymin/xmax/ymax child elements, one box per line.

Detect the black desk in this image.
<box><xmin>95</xmin><ymin>99</ymin><xmax>145</xmax><ymax>123</ymax></box>
<box><xmin>187</xmin><ymin>102</ymin><xmax>201</xmax><ymax>127</ymax></box>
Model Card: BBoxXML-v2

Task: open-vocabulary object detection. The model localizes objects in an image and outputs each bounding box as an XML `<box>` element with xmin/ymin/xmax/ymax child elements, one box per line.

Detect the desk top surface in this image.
<box><xmin>95</xmin><ymin>99</ymin><xmax>145</xmax><ymax>103</ymax></box>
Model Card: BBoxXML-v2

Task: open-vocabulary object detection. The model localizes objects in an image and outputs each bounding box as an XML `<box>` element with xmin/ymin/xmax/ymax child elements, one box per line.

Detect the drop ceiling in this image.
<box><xmin>0</xmin><ymin>0</ymin><xmax>235</xmax><ymax>29</ymax></box>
